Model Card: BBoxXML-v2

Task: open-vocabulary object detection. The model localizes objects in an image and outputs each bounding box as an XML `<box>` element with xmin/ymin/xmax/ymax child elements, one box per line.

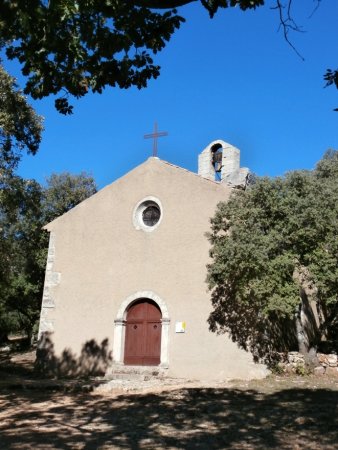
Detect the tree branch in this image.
<box><xmin>273</xmin><ymin>0</ymin><xmax>305</xmax><ymax>61</ymax></box>
<box><xmin>308</xmin><ymin>0</ymin><xmax>322</xmax><ymax>19</ymax></box>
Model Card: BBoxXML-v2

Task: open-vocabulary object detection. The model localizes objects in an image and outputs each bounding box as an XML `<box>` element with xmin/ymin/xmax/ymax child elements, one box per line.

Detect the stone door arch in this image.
<box><xmin>113</xmin><ymin>291</ymin><xmax>170</xmax><ymax>367</ymax></box>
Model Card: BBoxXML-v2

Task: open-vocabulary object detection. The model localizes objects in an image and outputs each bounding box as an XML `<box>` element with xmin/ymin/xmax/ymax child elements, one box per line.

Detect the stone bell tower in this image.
<box><xmin>198</xmin><ymin>140</ymin><xmax>249</xmax><ymax>188</ymax></box>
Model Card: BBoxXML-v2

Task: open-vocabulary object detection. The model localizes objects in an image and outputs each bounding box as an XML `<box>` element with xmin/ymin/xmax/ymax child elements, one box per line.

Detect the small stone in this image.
<box><xmin>0</xmin><ymin>345</ymin><xmax>10</xmax><ymax>353</ymax></box>
<box><xmin>284</xmin><ymin>363</ymin><xmax>294</xmax><ymax>373</ymax></box>
<box><xmin>288</xmin><ymin>352</ymin><xmax>304</xmax><ymax>364</ymax></box>
<box><xmin>318</xmin><ymin>353</ymin><xmax>329</xmax><ymax>366</ymax></box>
<box><xmin>313</xmin><ymin>366</ymin><xmax>325</xmax><ymax>376</ymax></box>
<box><xmin>327</xmin><ymin>354</ymin><xmax>337</xmax><ymax>367</ymax></box>
<box><xmin>317</xmin><ymin>353</ymin><xmax>325</xmax><ymax>361</ymax></box>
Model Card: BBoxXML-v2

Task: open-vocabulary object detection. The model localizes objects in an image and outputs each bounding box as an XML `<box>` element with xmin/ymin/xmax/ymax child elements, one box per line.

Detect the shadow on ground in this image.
<box><xmin>0</xmin><ymin>351</ymin><xmax>37</xmax><ymax>379</ymax></box>
<box><xmin>0</xmin><ymin>384</ymin><xmax>337</xmax><ymax>449</ymax></box>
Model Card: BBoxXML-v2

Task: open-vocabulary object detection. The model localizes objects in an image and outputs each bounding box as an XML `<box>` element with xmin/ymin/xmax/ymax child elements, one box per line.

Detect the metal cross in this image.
<box><xmin>144</xmin><ymin>122</ymin><xmax>168</xmax><ymax>157</ymax></box>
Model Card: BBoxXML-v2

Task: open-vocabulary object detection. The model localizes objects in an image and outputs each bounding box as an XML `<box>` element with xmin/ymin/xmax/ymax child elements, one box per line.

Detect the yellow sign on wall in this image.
<box><xmin>175</xmin><ymin>321</ymin><xmax>186</xmax><ymax>333</ymax></box>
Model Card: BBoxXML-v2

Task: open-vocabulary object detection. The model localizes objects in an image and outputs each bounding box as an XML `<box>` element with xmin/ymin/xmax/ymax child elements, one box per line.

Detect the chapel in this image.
<box><xmin>38</xmin><ymin>140</ymin><xmax>268</xmax><ymax>380</ymax></box>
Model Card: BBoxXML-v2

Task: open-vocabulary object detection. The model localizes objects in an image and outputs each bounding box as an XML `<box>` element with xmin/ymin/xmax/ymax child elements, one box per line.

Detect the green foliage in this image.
<box><xmin>207</xmin><ymin>150</ymin><xmax>338</xmax><ymax>362</ymax></box>
<box><xmin>294</xmin><ymin>362</ymin><xmax>311</xmax><ymax>376</ymax></box>
<box><xmin>0</xmin><ymin>59</ymin><xmax>96</xmax><ymax>342</ymax></box>
<box><xmin>0</xmin><ymin>170</ymin><xmax>97</xmax><ymax>343</ymax></box>
<box><xmin>0</xmin><ymin>172</ymin><xmax>44</xmax><ymax>339</ymax></box>
<box><xmin>42</xmin><ymin>172</ymin><xmax>97</xmax><ymax>222</ymax></box>
<box><xmin>270</xmin><ymin>362</ymin><xmax>284</xmax><ymax>375</ymax></box>
<box><xmin>0</xmin><ymin>65</ymin><xmax>43</xmax><ymax>170</ymax></box>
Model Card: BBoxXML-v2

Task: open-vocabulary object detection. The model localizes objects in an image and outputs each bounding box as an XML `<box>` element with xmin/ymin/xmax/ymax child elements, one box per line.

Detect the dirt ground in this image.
<box><xmin>0</xmin><ymin>351</ymin><xmax>337</xmax><ymax>449</ymax></box>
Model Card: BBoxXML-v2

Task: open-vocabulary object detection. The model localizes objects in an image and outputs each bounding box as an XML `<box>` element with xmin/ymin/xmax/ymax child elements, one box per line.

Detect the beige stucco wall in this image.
<box><xmin>39</xmin><ymin>157</ymin><xmax>267</xmax><ymax>380</ymax></box>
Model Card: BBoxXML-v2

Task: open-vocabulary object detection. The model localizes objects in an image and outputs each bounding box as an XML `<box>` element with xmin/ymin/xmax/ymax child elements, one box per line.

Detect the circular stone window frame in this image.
<box><xmin>133</xmin><ymin>196</ymin><xmax>163</xmax><ymax>232</ymax></box>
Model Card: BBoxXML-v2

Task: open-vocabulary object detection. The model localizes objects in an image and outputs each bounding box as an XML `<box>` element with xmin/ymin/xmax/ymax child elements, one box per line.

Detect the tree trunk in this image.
<box><xmin>293</xmin><ymin>267</ymin><xmax>321</xmax><ymax>367</ymax></box>
<box><xmin>295</xmin><ymin>301</ymin><xmax>319</xmax><ymax>368</ymax></box>
<box><xmin>295</xmin><ymin>303</ymin><xmax>308</xmax><ymax>355</ymax></box>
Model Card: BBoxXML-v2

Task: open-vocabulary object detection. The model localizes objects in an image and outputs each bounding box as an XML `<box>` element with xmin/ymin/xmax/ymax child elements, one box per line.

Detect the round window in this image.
<box><xmin>133</xmin><ymin>197</ymin><xmax>163</xmax><ymax>232</ymax></box>
<box><xmin>142</xmin><ymin>205</ymin><xmax>161</xmax><ymax>227</ymax></box>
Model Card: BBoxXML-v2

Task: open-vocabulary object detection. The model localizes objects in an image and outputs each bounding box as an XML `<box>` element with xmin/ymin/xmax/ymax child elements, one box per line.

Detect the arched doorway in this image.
<box><xmin>124</xmin><ymin>299</ymin><xmax>162</xmax><ymax>366</ymax></box>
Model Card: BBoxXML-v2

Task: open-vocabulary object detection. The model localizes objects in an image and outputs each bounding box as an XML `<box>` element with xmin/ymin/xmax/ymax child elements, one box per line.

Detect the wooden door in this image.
<box><xmin>124</xmin><ymin>300</ymin><xmax>162</xmax><ymax>366</ymax></box>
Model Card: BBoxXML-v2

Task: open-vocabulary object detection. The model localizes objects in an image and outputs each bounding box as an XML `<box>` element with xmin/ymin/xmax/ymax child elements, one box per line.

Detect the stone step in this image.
<box><xmin>105</xmin><ymin>364</ymin><xmax>166</xmax><ymax>381</ymax></box>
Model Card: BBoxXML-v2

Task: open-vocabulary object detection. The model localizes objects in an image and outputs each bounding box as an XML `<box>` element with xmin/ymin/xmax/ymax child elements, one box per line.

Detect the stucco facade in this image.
<box><xmin>38</xmin><ymin>143</ymin><xmax>267</xmax><ymax>380</ymax></box>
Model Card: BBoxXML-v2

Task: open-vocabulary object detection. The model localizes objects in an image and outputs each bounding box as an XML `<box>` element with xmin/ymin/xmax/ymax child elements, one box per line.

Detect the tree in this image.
<box><xmin>0</xmin><ymin>64</ymin><xmax>43</xmax><ymax>171</ymax></box>
<box><xmin>0</xmin><ymin>60</ymin><xmax>96</xmax><ymax>344</ymax></box>
<box><xmin>0</xmin><ymin>171</ymin><xmax>97</xmax><ymax>344</ymax></box>
<box><xmin>1</xmin><ymin>0</ymin><xmax>334</xmax><ymax>114</ymax></box>
<box><xmin>0</xmin><ymin>63</ymin><xmax>44</xmax><ymax>342</ymax></box>
<box><xmin>42</xmin><ymin>172</ymin><xmax>97</xmax><ymax>223</ymax></box>
<box><xmin>0</xmin><ymin>173</ymin><xmax>44</xmax><ymax>343</ymax></box>
<box><xmin>207</xmin><ymin>150</ymin><xmax>338</xmax><ymax>366</ymax></box>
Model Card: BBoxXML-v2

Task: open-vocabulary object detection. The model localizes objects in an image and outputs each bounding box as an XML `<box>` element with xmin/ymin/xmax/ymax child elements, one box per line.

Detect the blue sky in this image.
<box><xmin>8</xmin><ymin>1</ymin><xmax>338</xmax><ymax>189</ymax></box>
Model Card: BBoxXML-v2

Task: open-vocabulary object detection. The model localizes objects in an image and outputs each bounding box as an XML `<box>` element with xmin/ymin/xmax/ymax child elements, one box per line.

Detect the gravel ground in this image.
<box><xmin>0</xmin><ymin>350</ymin><xmax>337</xmax><ymax>449</ymax></box>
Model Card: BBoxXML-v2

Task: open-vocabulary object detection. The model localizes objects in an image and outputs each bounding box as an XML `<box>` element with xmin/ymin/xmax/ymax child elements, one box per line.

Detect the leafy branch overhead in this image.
<box><xmin>0</xmin><ymin>0</ymin><xmax>336</xmax><ymax>113</ymax></box>
<box><xmin>1</xmin><ymin>0</ymin><xmax>185</xmax><ymax>114</ymax></box>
